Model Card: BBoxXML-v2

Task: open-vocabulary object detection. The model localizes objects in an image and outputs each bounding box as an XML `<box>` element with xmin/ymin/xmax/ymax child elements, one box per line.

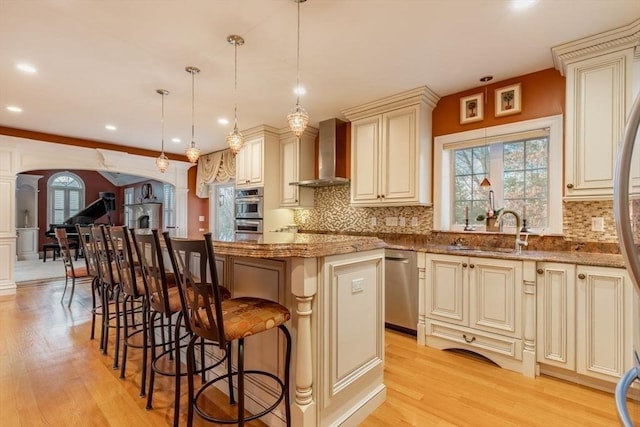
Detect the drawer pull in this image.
<box><xmin>578</xmin><ymin>273</ymin><xmax>586</xmax><ymax>280</ymax></box>
<box><xmin>462</xmin><ymin>263</ymin><xmax>468</xmax><ymax>268</ymax></box>
<box><xmin>537</xmin><ymin>268</ymin><xmax>544</xmax><ymax>275</ymax></box>
<box><xmin>469</xmin><ymin>264</ymin><xmax>475</xmax><ymax>269</ymax></box>
<box><xmin>463</xmin><ymin>334</ymin><xmax>476</xmax><ymax>344</ymax></box>
<box><xmin>566</xmin><ymin>183</ymin><xmax>574</xmax><ymax>189</ymax></box>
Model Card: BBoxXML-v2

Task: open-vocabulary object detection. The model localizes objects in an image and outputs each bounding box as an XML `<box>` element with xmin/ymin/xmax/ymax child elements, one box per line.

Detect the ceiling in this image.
<box><xmin>1</xmin><ymin>0</ymin><xmax>639</xmax><ymax>158</ymax></box>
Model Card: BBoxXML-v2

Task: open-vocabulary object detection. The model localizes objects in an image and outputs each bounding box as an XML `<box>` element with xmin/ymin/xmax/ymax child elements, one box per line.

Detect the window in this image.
<box><xmin>124</xmin><ymin>187</ymin><xmax>134</xmax><ymax>228</ymax></box>
<box><xmin>163</xmin><ymin>183</ymin><xmax>176</xmax><ymax>229</ymax></box>
<box><xmin>434</xmin><ymin>115</ymin><xmax>562</xmax><ymax>234</ymax></box>
<box><xmin>209</xmin><ymin>183</ymin><xmax>235</xmax><ymax>234</ymax></box>
<box><xmin>48</xmin><ymin>172</ymin><xmax>85</xmax><ymax>224</ymax></box>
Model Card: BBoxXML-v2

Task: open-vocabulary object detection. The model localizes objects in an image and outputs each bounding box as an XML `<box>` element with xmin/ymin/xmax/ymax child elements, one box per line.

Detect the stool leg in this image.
<box><xmin>186</xmin><ymin>335</ymin><xmax>197</xmax><ymax>427</ymax></box>
<box><xmin>226</xmin><ymin>342</ymin><xmax>235</xmax><ymax>404</ymax></box>
<box><xmin>280</xmin><ymin>325</ymin><xmax>293</xmax><ymax>426</ymax></box>
<box><xmin>238</xmin><ymin>337</ymin><xmax>245</xmax><ymax>427</ymax></box>
<box><xmin>173</xmin><ymin>312</ymin><xmax>183</xmax><ymax>427</ymax></box>
<box><xmin>146</xmin><ymin>311</ymin><xmax>158</xmax><ymax>410</ymax></box>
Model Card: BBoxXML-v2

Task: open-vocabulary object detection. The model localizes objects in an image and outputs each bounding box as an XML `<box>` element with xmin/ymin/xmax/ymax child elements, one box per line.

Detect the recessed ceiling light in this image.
<box><xmin>7</xmin><ymin>105</ymin><xmax>23</xmax><ymax>113</ymax></box>
<box><xmin>511</xmin><ymin>0</ymin><xmax>537</xmax><ymax>10</ymax></box>
<box><xmin>105</xmin><ymin>124</ymin><xmax>117</xmax><ymax>131</ymax></box>
<box><xmin>218</xmin><ymin>117</ymin><xmax>229</xmax><ymax>125</ymax></box>
<box><xmin>294</xmin><ymin>85</ymin><xmax>306</xmax><ymax>96</ymax></box>
<box><xmin>171</xmin><ymin>137</ymin><xmax>181</xmax><ymax>144</ymax></box>
<box><xmin>15</xmin><ymin>63</ymin><xmax>37</xmax><ymax>74</ymax></box>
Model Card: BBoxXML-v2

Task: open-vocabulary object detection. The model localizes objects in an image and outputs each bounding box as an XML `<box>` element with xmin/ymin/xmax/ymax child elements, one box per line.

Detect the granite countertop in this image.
<box><xmin>201</xmin><ymin>232</ymin><xmax>387</xmax><ymax>258</ymax></box>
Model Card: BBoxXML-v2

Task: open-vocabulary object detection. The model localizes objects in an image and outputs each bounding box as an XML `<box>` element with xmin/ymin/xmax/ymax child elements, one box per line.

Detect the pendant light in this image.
<box><xmin>185</xmin><ymin>66</ymin><xmax>201</xmax><ymax>164</ymax></box>
<box><xmin>479</xmin><ymin>75</ymin><xmax>493</xmax><ymax>188</ymax></box>
<box><xmin>155</xmin><ymin>89</ymin><xmax>170</xmax><ymax>173</ymax></box>
<box><xmin>286</xmin><ymin>0</ymin><xmax>309</xmax><ymax>138</ymax></box>
<box><xmin>226</xmin><ymin>34</ymin><xmax>245</xmax><ymax>155</ymax></box>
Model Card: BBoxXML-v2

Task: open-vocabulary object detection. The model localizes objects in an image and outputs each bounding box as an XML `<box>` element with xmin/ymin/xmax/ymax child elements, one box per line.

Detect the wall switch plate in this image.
<box><xmin>351</xmin><ymin>278</ymin><xmax>364</xmax><ymax>294</ymax></box>
<box><xmin>198</xmin><ymin>215</ymin><xmax>205</xmax><ymax>222</ymax></box>
<box><xmin>371</xmin><ymin>216</ymin><xmax>377</xmax><ymax>227</ymax></box>
<box><xmin>385</xmin><ymin>217</ymin><xmax>398</xmax><ymax>226</ymax></box>
<box><xmin>411</xmin><ymin>217</ymin><xmax>418</xmax><ymax>227</ymax></box>
<box><xmin>591</xmin><ymin>217</ymin><xmax>605</xmax><ymax>232</ymax></box>
<box><xmin>399</xmin><ymin>216</ymin><xmax>406</xmax><ymax>227</ymax></box>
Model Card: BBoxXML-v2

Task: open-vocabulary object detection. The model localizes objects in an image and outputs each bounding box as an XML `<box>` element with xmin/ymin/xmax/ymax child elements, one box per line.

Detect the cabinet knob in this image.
<box><xmin>463</xmin><ymin>334</ymin><xmax>476</xmax><ymax>344</ymax></box>
<box><xmin>462</xmin><ymin>263</ymin><xmax>468</xmax><ymax>268</ymax></box>
<box><xmin>381</xmin><ymin>194</ymin><xmax>385</xmax><ymax>199</ymax></box>
<box><xmin>469</xmin><ymin>264</ymin><xmax>475</xmax><ymax>269</ymax></box>
<box><xmin>566</xmin><ymin>183</ymin><xmax>574</xmax><ymax>189</ymax></box>
<box><xmin>537</xmin><ymin>268</ymin><xmax>544</xmax><ymax>275</ymax></box>
<box><xmin>578</xmin><ymin>273</ymin><xmax>586</xmax><ymax>280</ymax></box>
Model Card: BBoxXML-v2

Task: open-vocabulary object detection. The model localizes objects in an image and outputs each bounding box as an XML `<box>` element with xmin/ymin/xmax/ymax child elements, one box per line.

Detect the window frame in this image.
<box><xmin>163</xmin><ymin>183</ymin><xmax>176</xmax><ymax>229</ymax></box>
<box><xmin>434</xmin><ymin>115</ymin><xmax>563</xmax><ymax>235</ymax></box>
<box><xmin>47</xmin><ymin>171</ymin><xmax>85</xmax><ymax>226</ymax></box>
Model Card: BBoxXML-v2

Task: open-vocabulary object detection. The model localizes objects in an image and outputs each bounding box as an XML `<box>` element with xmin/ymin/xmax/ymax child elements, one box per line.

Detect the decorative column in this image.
<box><xmin>289</xmin><ymin>257</ymin><xmax>318</xmax><ymax>427</ymax></box>
<box><xmin>522</xmin><ymin>260</ymin><xmax>537</xmax><ymax>378</ymax></box>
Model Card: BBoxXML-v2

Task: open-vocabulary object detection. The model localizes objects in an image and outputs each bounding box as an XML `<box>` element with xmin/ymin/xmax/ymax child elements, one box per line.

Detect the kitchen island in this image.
<box><xmin>202</xmin><ymin>232</ymin><xmax>387</xmax><ymax>427</ymax></box>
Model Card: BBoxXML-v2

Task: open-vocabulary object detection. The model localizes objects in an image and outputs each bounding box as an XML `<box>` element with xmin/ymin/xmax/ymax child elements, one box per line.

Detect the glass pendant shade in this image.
<box><xmin>156</xmin><ymin>89</ymin><xmax>170</xmax><ymax>173</ymax></box>
<box><xmin>287</xmin><ymin>102</ymin><xmax>309</xmax><ymax>138</ymax></box>
<box><xmin>185</xmin><ymin>144</ymin><xmax>200</xmax><ymax>164</ymax></box>
<box><xmin>185</xmin><ymin>66</ymin><xmax>201</xmax><ymax>164</ymax></box>
<box><xmin>226</xmin><ymin>126</ymin><xmax>244</xmax><ymax>155</ymax></box>
<box><xmin>156</xmin><ymin>153</ymin><xmax>170</xmax><ymax>173</ymax></box>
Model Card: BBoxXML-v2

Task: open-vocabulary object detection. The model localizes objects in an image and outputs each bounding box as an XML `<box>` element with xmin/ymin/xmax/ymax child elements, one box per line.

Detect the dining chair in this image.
<box><xmin>55</xmin><ymin>227</ymin><xmax>89</xmax><ymax>306</ymax></box>
<box><xmin>163</xmin><ymin>232</ymin><xmax>292</xmax><ymax>427</ymax></box>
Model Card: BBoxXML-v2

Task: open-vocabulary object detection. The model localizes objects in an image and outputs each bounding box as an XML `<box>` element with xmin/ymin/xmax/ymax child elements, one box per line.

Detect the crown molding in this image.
<box><xmin>551</xmin><ymin>18</ymin><xmax>640</xmax><ymax>75</ymax></box>
<box><xmin>342</xmin><ymin>86</ymin><xmax>440</xmax><ymax>121</ymax></box>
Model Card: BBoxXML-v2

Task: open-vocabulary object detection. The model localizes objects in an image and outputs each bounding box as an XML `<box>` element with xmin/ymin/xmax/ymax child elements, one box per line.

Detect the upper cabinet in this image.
<box><xmin>279</xmin><ymin>128</ymin><xmax>317</xmax><ymax>208</ymax></box>
<box><xmin>236</xmin><ymin>136</ymin><xmax>265</xmax><ymax>188</ymax></box>
<box><xmin>343</xmin><ymin>86</ymin><xmax>439</xmax><ymax>207</ymax></box>
<box><xmin>552</xmin><ymin>19</ymin><xmax>640</xmax><ymax>200</ymax></box>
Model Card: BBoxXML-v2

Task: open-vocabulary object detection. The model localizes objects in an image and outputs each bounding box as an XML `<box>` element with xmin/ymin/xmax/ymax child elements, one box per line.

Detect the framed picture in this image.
<box><xmin>460</xmin><ymin>93</ymin><xmax>483</xmax><ymax>124</ymax></box>
<box><xmin>495</xmin><ymin>83</ymin><xmax>521</xmax><ymax>117</ymax></box>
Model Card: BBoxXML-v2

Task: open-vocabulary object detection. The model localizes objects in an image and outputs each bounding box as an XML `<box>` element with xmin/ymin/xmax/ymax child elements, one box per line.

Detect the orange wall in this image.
<box><xmin>187</xmin><ymin>166</ymin><xmax>208</xmax><ymax>233</ymax></box>
<box><xmin>433</xmin><ymin>68</ymin><xmax>565</xmax><ymax>136</ymax></box>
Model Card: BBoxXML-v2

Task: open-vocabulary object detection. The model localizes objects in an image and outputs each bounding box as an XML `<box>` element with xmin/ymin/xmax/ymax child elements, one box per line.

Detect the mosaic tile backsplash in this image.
<box><xmin>294</xmin><ymin>185</ymin><xmax>624</xmax><ymax>245</ymax></box>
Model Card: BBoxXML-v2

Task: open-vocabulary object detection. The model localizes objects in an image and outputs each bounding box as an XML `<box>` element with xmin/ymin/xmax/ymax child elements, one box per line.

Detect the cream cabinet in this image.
<box><xmin>236</xmin><ymin>136</ymin><xmax>264</xmax><ymax>188</ymax></box>
<box><xmin>421</xmin><ymin>253</ymin><xmax>528</xmax><ymax>373</ymax></box>
<box><xmin>575</xmin><ymin>265</ymin><xmax>635</xmax><ymax>383</ymax></box>
<box><xmin>537</xmin><ymin>262</ymin><xmax>636</xmax><ymax>385</ymax></box>
<box><xmin>279</xmin><ymin>128</ymin><xmax>316</xmax><ymax>208</ymax></box>
<box><xmin>552</xmin><ymin>24</ymin><xmax>638</xmax><ymax>200</ymax></box>
<box><xmin>536</xmin><ymin>262</ymin><xmax>576</xmax><ymax>370</ymax></box>
<box><xmin>16</xmin><ymin>228</ymin><xmax>39</xmax><ymax>261</ymax></box>
<box><xmin>343</xmin><ymin>86</ymin><xmax>439</xmax><ymax>207</ymax></box>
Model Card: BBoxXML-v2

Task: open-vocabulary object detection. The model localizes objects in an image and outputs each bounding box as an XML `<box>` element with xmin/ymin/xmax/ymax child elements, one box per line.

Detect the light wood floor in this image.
<box><xmin>2</xmin><ymin>278</ymin><xmax>639</xmax><ymax>426</ymax></box>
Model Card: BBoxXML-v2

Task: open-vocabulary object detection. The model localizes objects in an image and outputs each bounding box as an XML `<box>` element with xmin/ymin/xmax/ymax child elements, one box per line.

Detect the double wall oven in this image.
<box><xmin>234</xmin><ymin>187</ymin><xmax>263</xmax><ymax>234</ymax></box>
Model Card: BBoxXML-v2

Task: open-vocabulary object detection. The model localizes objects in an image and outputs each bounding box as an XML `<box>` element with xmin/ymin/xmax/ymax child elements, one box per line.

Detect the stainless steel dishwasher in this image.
<box><xmin>385</xmin><ymin>249</ymin><xmax>418</xmax><ymax>335</ymax></box>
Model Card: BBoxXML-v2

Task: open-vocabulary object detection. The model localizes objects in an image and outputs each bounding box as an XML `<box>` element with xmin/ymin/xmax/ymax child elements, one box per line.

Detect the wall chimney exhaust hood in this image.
<box><xmin>291</xmin><ymin>118</ymin><xmax>349</xmax><ymax>187</ymax></box>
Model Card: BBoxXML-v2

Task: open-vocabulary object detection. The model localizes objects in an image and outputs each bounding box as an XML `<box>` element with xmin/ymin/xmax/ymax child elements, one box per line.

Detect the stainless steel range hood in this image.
<box><xmin>291</xmin><ymin>118</ymin><xmax>350</xmax><ymax>187</ymax></box>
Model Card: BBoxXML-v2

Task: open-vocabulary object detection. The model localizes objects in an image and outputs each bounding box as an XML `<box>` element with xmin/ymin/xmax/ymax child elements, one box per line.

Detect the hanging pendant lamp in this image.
<box><xmin>287</xmin><ymin>0</ymin><xmax>309</xmax><ymax>138</ymax></box>
<box><xmin>155</xmin><ymin>89</ymin><xmax>170</xmax><ymax>173</ymax></box>
<box><xmin>226</xmin><ymin>34</ymin><xmax>245</xmax><ymax>155</ymax></box>
<box><xmin>185</xmin><ymin>66</ymin><xmax>201</xmax><ymax>164</ymax></box>
<box><xmin>479</xmin><ymin>75</ymin><xmax>493</xmax><ymax>187</ymax></box>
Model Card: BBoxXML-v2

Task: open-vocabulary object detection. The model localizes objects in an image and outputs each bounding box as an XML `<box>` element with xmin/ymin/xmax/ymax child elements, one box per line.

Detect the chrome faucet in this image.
<box><xmin>496</xmin><ymin>209</ymin><xmax>529</xmax><ymax>253</ymax></box>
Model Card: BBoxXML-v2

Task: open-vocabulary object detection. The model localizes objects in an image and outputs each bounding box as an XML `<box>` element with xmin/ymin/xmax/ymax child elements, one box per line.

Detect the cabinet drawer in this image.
<box><xmin>426</xmin><ymin>319</ymin><xmax>522</xmax><ymax>360</ymax></box>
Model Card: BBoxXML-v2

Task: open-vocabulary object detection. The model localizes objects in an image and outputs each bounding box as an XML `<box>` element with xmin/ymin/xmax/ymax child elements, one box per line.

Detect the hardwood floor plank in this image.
<box><xmin>2</xmin><ymin>280</ymin><xmax>639</xmax><ymax>426</ymax></box>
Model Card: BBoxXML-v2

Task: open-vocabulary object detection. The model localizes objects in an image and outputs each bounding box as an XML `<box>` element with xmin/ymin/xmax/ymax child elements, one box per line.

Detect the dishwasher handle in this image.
<box><xmin>385</xmin><ymin>256</ymin><xmax>410</xmax><ymax>263</ymax></box>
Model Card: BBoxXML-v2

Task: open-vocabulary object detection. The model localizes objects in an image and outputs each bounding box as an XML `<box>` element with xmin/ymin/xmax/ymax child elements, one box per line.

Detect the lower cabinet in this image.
<box><xmin>420</xmin><ymin>253</ymin><xmax>531</xmax><ymax>374</ymax></box>
<box><xmin>537</xmin><ymin>262</ymin><xmax>636</xmax><ymax>385</ymax></box>
<box><xmin>16</xmin><ymin>227</ymin><xmax>39</xmax><ymax>261</ymax></box>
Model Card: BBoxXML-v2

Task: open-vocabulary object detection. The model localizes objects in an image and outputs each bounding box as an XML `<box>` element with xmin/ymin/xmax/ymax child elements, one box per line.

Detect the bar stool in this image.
<box><xmin>164</xmin><ymin>232</ymin><xmax>292</xmax><ymax>427</ymax></box>
<box><xmin>108</xmin><ymin>226</ymin><xmax>149</xmax><ymax>397</ymax></box>
<box><xmin>76</xmin><ymin>225</ymin><xmax>102</xmax><ymax>341</ymax></box>
<box><xmin>91</xmin><ymin>225</ymin><xmax>122</xmax><ymax>366</ymax></box>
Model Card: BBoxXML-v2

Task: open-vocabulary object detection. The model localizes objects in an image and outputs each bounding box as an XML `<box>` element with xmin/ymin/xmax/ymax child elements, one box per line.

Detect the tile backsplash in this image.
<box><xmin>294</xmin><ymin>185</ymin><xmax>621</xmax><ymax>244</ymax></box>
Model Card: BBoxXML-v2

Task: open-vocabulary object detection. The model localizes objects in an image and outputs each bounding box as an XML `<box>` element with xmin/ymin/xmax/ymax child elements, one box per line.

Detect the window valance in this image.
<box><xmin>195</xmin><ymin>149</ymin><xmax>236</xmax><ymax>198</ymax></box>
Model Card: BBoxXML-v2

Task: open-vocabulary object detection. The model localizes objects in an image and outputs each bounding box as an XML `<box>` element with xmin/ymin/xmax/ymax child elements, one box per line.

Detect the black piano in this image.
<box><xmin>44</xmin><ymin>196</ymin><xmax>110</xmax><ymax>261</ymax></box>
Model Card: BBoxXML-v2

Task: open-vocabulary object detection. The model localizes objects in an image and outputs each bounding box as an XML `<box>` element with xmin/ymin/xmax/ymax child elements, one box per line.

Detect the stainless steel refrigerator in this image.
<box><xmin>614</xmin><ymin>91</ymin><xmax>640</xmax><ymax>425</ymax></box>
